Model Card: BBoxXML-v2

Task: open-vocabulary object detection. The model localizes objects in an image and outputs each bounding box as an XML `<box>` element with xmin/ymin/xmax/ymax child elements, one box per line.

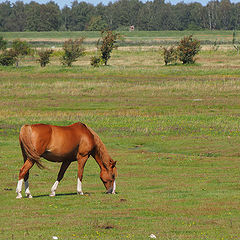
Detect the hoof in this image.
<box><xmin>77</xmin><ymin>191</ymin><xmax>84</xmax><ymax>195</ymax></box>
<box><xmin>16</xmin><ymin>193</ymin><xmax>22</xmax><ymax>199</ymax></box>
<box><xmin>49</xmin><ymin>192</ymin><xmax>56</xmax><ymax>197</ymax></box>
<box><xmin>26</xmin><ymin>194</ymin><xmax>33</xmax><ymax>198</ymax></box>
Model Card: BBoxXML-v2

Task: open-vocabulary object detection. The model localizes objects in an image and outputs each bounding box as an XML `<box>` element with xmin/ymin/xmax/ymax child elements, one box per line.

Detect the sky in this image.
<box><xmin>1</xmin><ymin>0</ymin><xmax>239</xmax><ymax>9</ymax></box>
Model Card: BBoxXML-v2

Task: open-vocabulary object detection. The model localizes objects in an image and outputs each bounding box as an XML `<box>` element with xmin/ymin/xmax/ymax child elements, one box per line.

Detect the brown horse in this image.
<box><xmin>16</xmin><ymin>122</ymin><xmax>117</xmax><ymax>199</ymax></box>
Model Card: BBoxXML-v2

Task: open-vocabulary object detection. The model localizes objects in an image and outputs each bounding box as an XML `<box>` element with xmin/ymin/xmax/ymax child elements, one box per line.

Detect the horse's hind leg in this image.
<box><xmin>24</xmin><ymin>171</ymin><xmax>32</xmax><ymax>198</ymax></box>
<box><xmin>16</xmin><ymin>159</ymin><xmax>34</xmax><ymax>199</ymax></box>
<box><xmin>50</xmin><ymin>161</ymin><xmax>71</xmax><ymax>197</ymax></box>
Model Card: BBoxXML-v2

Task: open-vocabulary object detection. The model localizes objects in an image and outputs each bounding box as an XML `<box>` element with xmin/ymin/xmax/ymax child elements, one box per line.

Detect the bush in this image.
<box><xmin>37</xmin><ymin>49</ymin><xmax>53</xmax><ymax>67</ymax></box>
<box><xmin>12</xmin><ymin>39</ymin><xmax>32</xmax><ymax>66</ymax></box>
<box><xmin>163</xmin><ymin>46</ymin><xmax>178</xmax><ymax>65</ymax></box>
<box><xmin>178</xmin><ymin>35</ymin><xmax>200</xmax><ymax>64</ymax></box>
<box><xmin>98</xmin><ymin>30</ymin><xmax>120</xmax><ymax>66</ymax></box>
<box><xmin>60</xmin><ymin>38</ymin><xmax>85</xmax><ymax>66</ymax></box>
<box><xmin>0</xmin><ymin>49</ymin><xmax>17</xmax><ymax>66</ymax></box>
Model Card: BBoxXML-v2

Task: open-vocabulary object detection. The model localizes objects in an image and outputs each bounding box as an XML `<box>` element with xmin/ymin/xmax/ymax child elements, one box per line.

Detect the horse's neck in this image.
<box><xmin>94</xmin><ymin>149</ymin><xmax>111</xmax><ymax>170</ymax></box>
<box><xmin>86</xmin><ymin>125</ymin><xmax>111</xmax><ymax>170</ymax></box>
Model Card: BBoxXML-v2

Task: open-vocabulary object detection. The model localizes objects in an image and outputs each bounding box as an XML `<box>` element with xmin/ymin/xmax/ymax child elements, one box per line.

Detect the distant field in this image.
<box><xmin>1</xmin><ymin>38</ymin><xmax>240</xmax><ymax>240</ymax></box>
<box><xmin>0</xmin><ymin>30</ymin><xmax>238</xmax><ymax>47</ymax></box>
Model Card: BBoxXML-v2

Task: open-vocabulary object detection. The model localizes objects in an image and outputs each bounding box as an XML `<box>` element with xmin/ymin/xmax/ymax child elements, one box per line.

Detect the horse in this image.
<box><xmin>16</xmin><ymin>122</ymin><xmax>117</xmax><ymax>199</ymax></box>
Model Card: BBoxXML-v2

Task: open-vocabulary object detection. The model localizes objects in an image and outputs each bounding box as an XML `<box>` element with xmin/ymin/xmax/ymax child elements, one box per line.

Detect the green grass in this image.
<box><xmin>1</xmin><ymin>42</ymin><xmax>240</xmax><ymax>239</ymax></box>
<box><xmin>0</xmin><ymin>30</ymin><xmax>238</xmax><ymax>47</ymax></box>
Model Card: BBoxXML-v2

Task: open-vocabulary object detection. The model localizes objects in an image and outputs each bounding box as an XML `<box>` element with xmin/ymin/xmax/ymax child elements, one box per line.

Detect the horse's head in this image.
<box><xmin>100</xmin><ymin>159</ymin><xmax>117</xmax><ymax>194</ymax></box>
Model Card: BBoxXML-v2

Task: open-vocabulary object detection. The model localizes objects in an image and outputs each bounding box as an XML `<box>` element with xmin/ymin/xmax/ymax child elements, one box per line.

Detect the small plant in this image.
<box><xmin>211</xmin><ymin>40</ymin><xmax>219</xmax><ymax>51</ymax></box>
<box><xmin>37</xmin><ymin>49</ymin><xmax>53</xmax><ymax>67</ymax></box>
<box><xmin>232</xmin><ymin>30</ymin><xmax>240</xmax><ymax>54</ymax></box>
<box><xmin>90</xmin><ymin>56</ymin><xmax>103</xmax><ymax>67</ymax></box>
<box><xmin>12</xmin><ymin>39</ymin><xmax>32</xmax><ymax>67</ymax></box>
<box><xmin>97</xmin><ymin>30</ymin><xmax>120</xmax><ymax>66</ymax></box>
<box><xmin>178</xmin><ymin>35</ymin><xmax>200</xmax><ymax>64</ymax></box>
<box><xmin>60</xmin><ymin>38</ymin><xmax>85</xmax><ymax>67</ymax></box>
<box><xmin>163</xmin><ymin>46</ymin><xmax>178</xmax><ymax>65</ymax></box>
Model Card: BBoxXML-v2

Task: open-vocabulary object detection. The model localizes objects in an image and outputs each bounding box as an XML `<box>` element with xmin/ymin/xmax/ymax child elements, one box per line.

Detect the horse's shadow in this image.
<box><xmin>33</xmin><ymin>192</ymin><xmax>79</xmax><ymax>198</ymax></box>
<box><xmin>32</xmin><ymin>191</ymin><xmax>117</xmax><ymax>198</ymax></box>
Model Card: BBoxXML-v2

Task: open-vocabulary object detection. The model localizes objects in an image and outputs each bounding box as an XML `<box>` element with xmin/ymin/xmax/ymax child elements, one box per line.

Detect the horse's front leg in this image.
<box><xmin>77</xmin><ymin>155</ymin><xmax>89</xmax><ymax>195</ymax></box>
<box><xmin>50</xmin><ymin>161</ymin><xmax>71</xmax><ymax>197</ymax></box>
<box><xmin>16</xmin><ymin>159</ymin><xmax>34</xmax><ymax>199</ymax></box>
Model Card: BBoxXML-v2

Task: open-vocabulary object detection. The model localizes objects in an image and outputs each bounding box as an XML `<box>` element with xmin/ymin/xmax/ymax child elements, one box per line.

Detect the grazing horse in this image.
<box><xmin>16</xmin><ymin>122</ymin><xmax>117</xmax><ymax>199</ymax></box>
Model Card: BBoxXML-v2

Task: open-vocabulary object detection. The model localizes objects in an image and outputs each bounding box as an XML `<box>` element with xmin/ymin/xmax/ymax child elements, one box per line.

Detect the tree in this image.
<box><xmin>68</xmin><ymin>1</ymin><xmax>95</xmax><ymax>31</ymax></box>
<box><xmin>87</xmin><ymin>16</ymin><xmax>107</xmax><ymax>31</ymax></box>
<box><xmin>98</xmin><ymin>30</ymin><xmax>120</xmax><ymax>66</ymax></box>
<box><xmin>0</xmin><ymin>1</ymin><xmax>12</xmax><ymax>31</ymax></box>
<box><xmin>5</xmin><ymin>1</ymin><xmax>26</xmax><ymax>31</ymax></box>
<box><xmin>25</xmin><ymin>1</ymin><xmax>61</xmax><ymax>31</ymax></box>
<box><xmin>60</xmin><ymin>38</ymin><xmax>85</xmax><ymax>67</ymax></box>
<box><xmin>178</xmin><ymin>35</ymin><xmax>201</xmax><ymax>64</ymax></box>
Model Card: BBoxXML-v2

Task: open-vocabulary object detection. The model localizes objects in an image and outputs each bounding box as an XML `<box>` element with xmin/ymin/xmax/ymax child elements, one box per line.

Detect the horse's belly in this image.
<box><xmin>41</xmin><ymin>148</ymin><xmax>77</xmax><ymax>162</ymax></box>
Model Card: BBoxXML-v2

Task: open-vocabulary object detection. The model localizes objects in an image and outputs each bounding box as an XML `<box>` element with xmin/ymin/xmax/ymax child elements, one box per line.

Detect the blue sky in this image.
<box><xmin>1</xmin><ymin>0</ymin><xmax>239</xmax><ymax>8</ymax></box>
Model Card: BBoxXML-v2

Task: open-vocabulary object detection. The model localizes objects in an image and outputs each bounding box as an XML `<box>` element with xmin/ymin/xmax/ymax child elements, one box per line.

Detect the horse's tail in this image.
<box><xmin>19</xmin><ymin>125</ymin><xmax>44</xmax><ymax>169</ymax></box>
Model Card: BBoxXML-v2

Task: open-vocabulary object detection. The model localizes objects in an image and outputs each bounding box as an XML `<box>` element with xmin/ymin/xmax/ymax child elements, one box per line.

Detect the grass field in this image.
<box><xmin>0</xmin><ymin>30</ymin><xmax>238</xmax><ymax>47</ymax></box>
<box><xmin>1</xmin><ymin>32</ymin><xmax>240</xmax><ymax>240</ymax></box>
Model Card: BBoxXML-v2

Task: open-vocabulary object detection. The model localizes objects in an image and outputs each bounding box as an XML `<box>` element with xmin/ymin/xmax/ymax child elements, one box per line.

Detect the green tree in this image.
<box><xmin>5</xmin><ymin>1</ymin><xmax>26</xmax><ymax>31</ymax></box>
<box><xmin>87</xmin><ymin>16</ymin><xmax>107</xmax><ymax>31</ymax></box>
<box><xmin>68</xmin><ymin>1</ymin><xmax>95</xmax><ymax>31</ymax></box>
<box><xmin>60</xmin><ymin>38</ymin><xmax>85</xmax><ymax>67</ymax></box>
<box><xmin>178</xmin><ymin>35</ymin><xmax>201</xmax><ymax>64</ymax></box>
<box><xmin>25</xmin><ymin>1</ymin><xmax>61</xmax><ymax>31</ymax></box>
<box><xmin>0</xmin><ymin>1</ymin><xmax>12</xmax><ymax>31</ymax></box>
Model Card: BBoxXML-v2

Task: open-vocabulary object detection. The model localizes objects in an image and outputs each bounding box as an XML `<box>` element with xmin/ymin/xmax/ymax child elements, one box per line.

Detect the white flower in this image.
<box><xmin>52</xmin><ymin>236</ymin><xmax>58</xmax><ymax>240</ymax></box>
<box><xmin>149</xmin><ymin>234</ymin><xmax>157</xmax><ymax>239</ymax></box>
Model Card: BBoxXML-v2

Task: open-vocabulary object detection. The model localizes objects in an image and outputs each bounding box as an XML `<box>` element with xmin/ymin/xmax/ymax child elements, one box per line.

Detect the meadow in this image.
<box><xmin>1</xmin><ymin>31</ymin><xmax>240</xmax><ymax>240</ymax></box>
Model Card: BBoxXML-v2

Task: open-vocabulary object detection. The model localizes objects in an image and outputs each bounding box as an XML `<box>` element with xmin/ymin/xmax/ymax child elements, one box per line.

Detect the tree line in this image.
<box><xmin>0</xmin><ymin>0</ymin><xmax>239</xmax><ymax>32</ymax></box>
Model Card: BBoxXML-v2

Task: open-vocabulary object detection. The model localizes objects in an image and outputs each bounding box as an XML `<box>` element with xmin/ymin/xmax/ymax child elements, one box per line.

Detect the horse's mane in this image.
<box><xmin>86</xmin><ymin>125</ymin><xmax>112</xmax><ymax>167</ymax></box>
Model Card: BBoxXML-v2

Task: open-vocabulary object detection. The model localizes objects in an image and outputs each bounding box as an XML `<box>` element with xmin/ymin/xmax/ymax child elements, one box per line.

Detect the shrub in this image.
<box><xmin>163</xmin><ymin>46</ymin><xmax>178</xmax><ymax>65</ymax></box>
<box><xmin>178</xmin><ymin>35</ymin><xmax>200</xmax><ymax>64</ymax></box>
<box><xmin>60</xmin><ymin>38</ymin><xmax>85</xmax><ymax>66</ymax></box>
<box><xmin>98</xmin><ymin>30</ymin><xmax>120</xmax><ymax>66</ymax></box>
<box><xmin>0</xmin><ymin>36</ymin><xmax>7</xmax><ymax>51</ymax></box>
<box><xmin>37</xmin><ymin>49</ymin><xmax>53</xmax><ymax>67</ymax></box>
<box><xmin>90</xmin><ymin>56</ymin><xmax>103</xmax><ymax>67</ymax></box>
<box><xmin>0</xmin><ymin>49</ymin><xmax>17</xmax><ymax>66</ymax></box>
